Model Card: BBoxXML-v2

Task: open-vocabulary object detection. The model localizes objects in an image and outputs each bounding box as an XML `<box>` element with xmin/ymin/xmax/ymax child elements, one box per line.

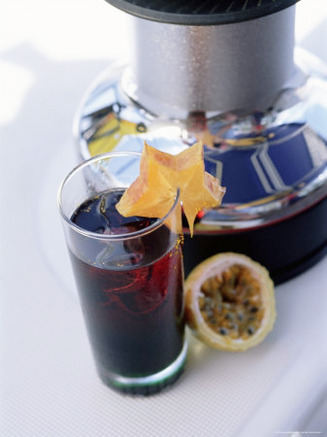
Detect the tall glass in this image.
<box><xmin>57</xmin><ymin>152</ymin><xmax>186</xmax><ymax>395</ymax></box>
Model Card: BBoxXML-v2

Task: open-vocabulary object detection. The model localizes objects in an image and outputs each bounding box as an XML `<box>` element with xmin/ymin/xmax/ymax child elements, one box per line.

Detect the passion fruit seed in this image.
<box><xmin>198</xmin><ymin>264</ymin><xmax>264</xmax><ymax>341</ymax></box>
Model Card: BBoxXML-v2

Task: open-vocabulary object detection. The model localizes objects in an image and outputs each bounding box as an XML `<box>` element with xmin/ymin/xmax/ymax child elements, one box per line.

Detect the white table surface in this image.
<box><xmin>1</xmin><ymin>1</ymin><xmax>327</xmax><ymax>436</ymax></box>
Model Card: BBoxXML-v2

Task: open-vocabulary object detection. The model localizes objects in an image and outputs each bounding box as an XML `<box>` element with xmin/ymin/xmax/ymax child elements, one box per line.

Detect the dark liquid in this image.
<box><xmin>70</xmin><ymin>190</ymin><xmax>185</xmax><ymax>393</ymax></box>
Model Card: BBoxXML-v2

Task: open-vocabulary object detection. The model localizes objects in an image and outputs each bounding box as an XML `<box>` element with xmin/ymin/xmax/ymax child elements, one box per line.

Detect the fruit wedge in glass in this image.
<box><xmin>58</xmin><ymin>143</ymin><xmax>224</xmax><ymax>395</ymax></box>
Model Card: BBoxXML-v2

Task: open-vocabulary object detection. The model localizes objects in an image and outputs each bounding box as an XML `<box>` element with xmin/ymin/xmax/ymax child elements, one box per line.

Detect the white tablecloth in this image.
<box><xmin>1</xmin><ymin>1</ymin><xmax>327</xmax><ymax>435</ymax></box>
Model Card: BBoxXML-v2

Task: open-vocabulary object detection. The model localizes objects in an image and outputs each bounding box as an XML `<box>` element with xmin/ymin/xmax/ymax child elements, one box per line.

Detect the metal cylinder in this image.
<box><xmin>129</xmin><ymin>6</ymin><xmax>296</xmax><ymax>117</ymax></box>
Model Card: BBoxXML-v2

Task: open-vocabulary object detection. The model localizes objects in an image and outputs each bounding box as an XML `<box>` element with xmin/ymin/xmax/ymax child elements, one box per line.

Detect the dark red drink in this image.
<box><xmin>69</xmin><ymin>189</ymin><xmax>186</xmax><ymax>395</ymax></box>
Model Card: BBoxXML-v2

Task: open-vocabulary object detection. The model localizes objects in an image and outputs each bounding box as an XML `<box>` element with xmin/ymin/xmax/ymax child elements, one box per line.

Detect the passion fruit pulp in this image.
<box><xmin>184</xmin><ymin>252</ymin><xmax>276</xmax><ymax>351</ymax></box>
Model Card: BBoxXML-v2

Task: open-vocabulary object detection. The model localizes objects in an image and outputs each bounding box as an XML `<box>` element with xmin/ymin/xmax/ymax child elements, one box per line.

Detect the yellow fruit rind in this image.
<box><xmin>184</xmin><ymin>252</ymin><xmax>276</xmax><ymax>351</ymax></box>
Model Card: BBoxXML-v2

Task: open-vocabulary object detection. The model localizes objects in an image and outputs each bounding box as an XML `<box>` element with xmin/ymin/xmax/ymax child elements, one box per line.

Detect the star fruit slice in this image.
<box><xmin>116</xmin><ymin>142</ymin><xmax>225</xmax><ymax>235</ymax></box>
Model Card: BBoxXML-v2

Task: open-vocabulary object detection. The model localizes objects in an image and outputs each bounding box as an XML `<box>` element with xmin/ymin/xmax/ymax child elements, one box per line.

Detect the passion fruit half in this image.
<box><xmin>185</xmin><ymin>252</ymin><xmax>276</xmax><ymax>351</ymax></box>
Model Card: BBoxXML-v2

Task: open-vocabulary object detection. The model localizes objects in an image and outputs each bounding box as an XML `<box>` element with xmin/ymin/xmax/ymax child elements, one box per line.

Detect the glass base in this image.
<box><xmin>97</xmin><ymin>341</ymin><xmax>188</xmax><ymax>396</ymax></box>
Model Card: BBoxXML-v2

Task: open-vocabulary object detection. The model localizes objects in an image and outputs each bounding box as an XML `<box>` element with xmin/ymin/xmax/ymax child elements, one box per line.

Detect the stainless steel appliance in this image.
<box><xmin>75</xmin><ymin>0</ymin><xmax>327</xmax><ymax>283</ymax></box>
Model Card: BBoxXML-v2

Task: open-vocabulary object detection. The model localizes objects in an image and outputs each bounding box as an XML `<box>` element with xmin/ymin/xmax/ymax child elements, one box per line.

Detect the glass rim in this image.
<box><xmin>57</xmin><ymin>151</ymin><xmax>180</xmax><ymax>241</ymax></box>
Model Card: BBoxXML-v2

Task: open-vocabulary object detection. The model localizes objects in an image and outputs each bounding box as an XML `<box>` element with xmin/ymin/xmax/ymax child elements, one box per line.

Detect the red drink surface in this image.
<box><xmin>70</xmin><ymin>190</ymin><xmax>185</xmax><ymax>380</ymax></box>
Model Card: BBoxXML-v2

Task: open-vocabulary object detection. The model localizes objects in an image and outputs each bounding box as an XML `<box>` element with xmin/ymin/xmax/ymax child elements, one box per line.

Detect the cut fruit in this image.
<box><xmin>184</xmin><ymin>252</ymin><xmax>276</xmax><ymax>351</ymax></box>
<box><xmin>116</xmin><ymin>158</ymin><xmax>176</xmax><ymax>219</ymax></box>
<box><xmin>116</xmin><ymin>142</ymin><xmax>225</xmax><ymax>235</ymax></box>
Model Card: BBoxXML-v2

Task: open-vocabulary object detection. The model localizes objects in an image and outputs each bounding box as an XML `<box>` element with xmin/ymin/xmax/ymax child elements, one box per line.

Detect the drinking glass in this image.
<box><xmin>57</xmin><ymin>152</ymin><xmax>187</xmax><ymax>395</ymax></box>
